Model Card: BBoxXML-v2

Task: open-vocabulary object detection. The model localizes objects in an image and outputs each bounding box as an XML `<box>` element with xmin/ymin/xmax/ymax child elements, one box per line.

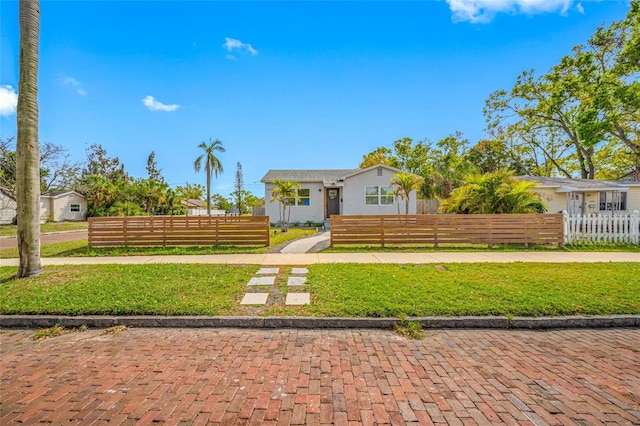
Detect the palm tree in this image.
<box><xmin>439</xmin><ymin>171</ymin><xmax>546</xmax><ymax>214</ymax></box>
<box><xmin>270</xmin><ymin>180</ymin><xmax>300</xmax><ymax>232</ymax></box>
<box><xmin>193</xmin><ymin>138</ymin><xmax>225</xmax><ymax>215</ymax></box>
<box><xmin>16</xmin><ymin>0</ymin><xmax>43</xmax><ymax>277</ymax></box>
<box><xmin>390</xmin><ymin>172</ymin><xmax>424</xmax><ymax>215</ymax></box>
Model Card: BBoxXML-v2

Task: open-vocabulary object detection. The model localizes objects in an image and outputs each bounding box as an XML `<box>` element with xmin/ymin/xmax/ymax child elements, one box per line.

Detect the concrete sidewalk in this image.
<box><xmin>1</xmin><ymin>251</ymin><xmax>638</xmax><ymax>266</ymax></box>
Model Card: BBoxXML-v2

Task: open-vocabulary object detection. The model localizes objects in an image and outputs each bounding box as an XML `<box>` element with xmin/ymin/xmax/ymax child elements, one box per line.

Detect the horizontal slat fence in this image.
<box><xmin>330</xmin><ymin>214</ymin><xmax>564</xmax><ymax>247</ymax></box>
<box><xmin>563</xmin><ymin>210</ymin><xmax>639</xmax><ymax>245</ymax></box>
<box><xmin>89</xmin><ymin>216</ymin><xmax>270</xmax><ymax>247</ymax></box>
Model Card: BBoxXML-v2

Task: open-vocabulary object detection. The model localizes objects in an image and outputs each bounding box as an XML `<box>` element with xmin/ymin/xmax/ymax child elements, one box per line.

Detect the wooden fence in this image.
<box><xmin>563</xmin><ymin>210</ymin><xmax>639</xmax><ymax>245</ymax></box>
<box><xmin>330</xmin><ymin>214</ymin><xmax>564</xmax><ymax>247</ymax></box>
<box><xmin>89</xmin><ymin>216</ymin><xmax>270</xmax><ymax>247</ymax></box>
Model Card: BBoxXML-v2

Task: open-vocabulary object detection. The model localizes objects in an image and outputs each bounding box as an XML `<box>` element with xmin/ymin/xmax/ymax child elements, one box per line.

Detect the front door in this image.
<box><xmin>326</xmin><ymin>188</ymin><xmax>340</xmax><ymax>218</ymax></box>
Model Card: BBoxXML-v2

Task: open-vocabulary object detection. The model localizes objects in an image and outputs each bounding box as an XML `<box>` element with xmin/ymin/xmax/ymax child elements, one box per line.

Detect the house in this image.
<box><xmin>0</xmin><ymin>191</ymin><xmax>87</xmax><ymax>224</ymax></box>
<box><xmin>180</xmin><ymin>199</ymin><xmax>226</xmax><ymax>216</ymax></box>
<box><xmin>261</xmin><ymin>164</ymin><xmax>418</xmax><ymax>224</ymax></box>
<box><xmin>517</xmin><ymin>176</ymin><xmax>640</xmax><ymax>214</ymax></box>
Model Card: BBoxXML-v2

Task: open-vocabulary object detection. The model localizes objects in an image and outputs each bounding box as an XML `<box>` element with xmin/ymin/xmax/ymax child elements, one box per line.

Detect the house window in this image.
<box><xmin>599</xmin><ymin>191</ymin><xmax>627</xmax><ymax>211</ymax></box>
<box><xmin>286</xmin><ymin>188</ymin><xmax>311</xmax><ymax>206</ymax></box>
<box><xmin>365</xmin><ymin>186</ymin><xmax>394</xmax><ymax>205</ymax></box>
<box><xmin>70</xmin><ymin>203</ymin><xmax>81</xmax><ymax>212</ymax></box>
<box><xmin>297</xmin><ymin>189</ymin><xmax>310</xmax><ymax>206</ymax></box>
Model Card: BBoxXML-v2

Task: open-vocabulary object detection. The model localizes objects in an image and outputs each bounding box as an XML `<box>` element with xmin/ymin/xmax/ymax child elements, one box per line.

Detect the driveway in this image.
<box><xmin>0</xmin><ymin>230</ymin><xmax>87</xmax><ymax>249</ymax></box>
<box><xmin>1</xmin><ymin>328</ymin><xmax>638</xmax><ymax>424</ymax></box>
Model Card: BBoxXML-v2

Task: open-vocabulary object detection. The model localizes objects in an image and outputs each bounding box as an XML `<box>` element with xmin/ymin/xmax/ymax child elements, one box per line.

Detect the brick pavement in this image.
<box><xmin>1</xmin><ymin>328</ymin><xmax>639</xmax><ymax>425</ymax></box>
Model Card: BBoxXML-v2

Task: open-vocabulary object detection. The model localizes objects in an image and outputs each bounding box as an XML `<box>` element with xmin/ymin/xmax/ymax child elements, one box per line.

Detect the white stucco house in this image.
<box><xmin>261</xmin><ymin>165</ymin><xmax>418</xmax><ymax>225</ymax></box>
<box><xmin>0</xmin><ymin>191</ymin><xmax>87</xmax><ymax>224</ymax></box>
<box><xmin>517</xmin><ymin>176</ymin><xmax>640</xmax><ymax>215</ymax></box>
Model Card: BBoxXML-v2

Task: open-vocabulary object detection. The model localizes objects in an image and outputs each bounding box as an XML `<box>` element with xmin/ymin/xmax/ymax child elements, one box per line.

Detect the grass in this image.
<box><xmin>0</xmin><ymin>221</ymin><xmax>88</xmax><ymax>237</ymax></box>
<box><xmin>1</xmin><ymin>263</ymin><xmax>638</xmax><ymax>318</ymax></box>
<box><xmin>0</xmin><ymin>228</ymin><xmax>314</xmax><ymax>258</ymax></box>
<box><xmin>324</xmin><ymin>243</ymin><xmax>640</xmax><ymax>252</ymax></box>
<box><xmin>0</xmin><ymin>264</ymin><xmax>256</xmax><ymax>316</ymax></box>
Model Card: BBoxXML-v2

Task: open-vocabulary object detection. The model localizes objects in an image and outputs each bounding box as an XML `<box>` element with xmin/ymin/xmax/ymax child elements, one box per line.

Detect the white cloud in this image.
<box><xmin>0</xmin><ymin>85</ymin><xmax>18</xmax><ymax>117</ymax></box>
<box><xmin>223</xmin><ymin>37</ymin><xmax>258</xmax><ymax>57</ymax></box>
<box><xmin>445</xmin><ymin>0</ymin><xmax>576</xmax><ymax>23</ymax></box>
<box><xmin>142</xmin><ymin>95</ymin><xmax>180</xmax><ymax>112</ymax></box>
<box><xmin>60</xmin><ymin>75</ymin><xmax>88</xmax><ymax>96</ymax></box>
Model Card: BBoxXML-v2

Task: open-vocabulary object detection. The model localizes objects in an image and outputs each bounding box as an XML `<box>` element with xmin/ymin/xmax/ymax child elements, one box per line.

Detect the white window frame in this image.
<box><xmin>70</xmin><ymin>203</ymin><xmax>81</xmax><ymax>213</ymax></box>
<box><xmin>365</xmin><ymin>186</ymin><xmax>394</xmax><ymax>206</ymax></box>
<box><xmin>599</xmin><ymin>191</ymin><xmax>627</xmax><ymax>212</ymax></box>
<box><xmin>286</xmin><ymin>188</ymin><xmax>311</xmax><ymax>207</ymax></box>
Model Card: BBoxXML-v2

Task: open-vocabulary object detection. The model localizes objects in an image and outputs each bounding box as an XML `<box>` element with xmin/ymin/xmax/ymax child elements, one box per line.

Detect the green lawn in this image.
<box><xmin>1</xmin><ymin>263</ymin><xmax>637</xmax><ymax>317</ymax></box>
<box><xmin>0</xmin><ymin>228</ymin><xmax>315</xmax><ymax>258</ymax></box>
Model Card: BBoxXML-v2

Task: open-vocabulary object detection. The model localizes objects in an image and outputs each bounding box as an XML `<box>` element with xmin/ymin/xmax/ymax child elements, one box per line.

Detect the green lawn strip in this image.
<box><xmin>0</xmin><ymin>228</ymin><xmax>314</xmax><ymax>258</ymax></box>
<box><xmin>323</xmin><ymin>244</ymin><xmax>640</xmax><ymax>253</ymax></box>
<box><xmin>0</xmin><ymin>264</ymin><xmax>256</xmax><ymax>316</ymax></box>
<box><xmin>1</xmin><ymin>263</ymin><xmax>638</xmax><ymax>318</ymax></box>
<box><xmin>297</xmin><ymin>263</ymin><xmax>640</xmax><ymax>318</ymax></box>
<box><xmin>0</xmin><ymin>222</ymin><xmax>88</xmax><ymax>237</ymax></box>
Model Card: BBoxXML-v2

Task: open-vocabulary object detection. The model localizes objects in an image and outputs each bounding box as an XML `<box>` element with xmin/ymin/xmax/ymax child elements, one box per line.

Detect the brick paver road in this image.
<box><xmin>1</xmin><ymin>328</ymin><xmax>639</xmax><ymax>425</ymax></box>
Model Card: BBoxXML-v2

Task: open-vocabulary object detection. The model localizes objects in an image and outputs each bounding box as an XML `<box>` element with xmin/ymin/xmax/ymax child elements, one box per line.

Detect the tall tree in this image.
<box><xmin>1</xmin><ymin>138</ymin><xmax>80</xmax><ymax>202</ymax></box>
<box><xmin>16</xmin><ymin>0</ymin><xmax>42</xmax><ymax>277</ymax></box>
<box><xmin>270</xmin><ymin>180</ymin><xmax>300</xmax><ymax>232</ymax></box>
<box><xmin>193</xmin><ymin>138</ymin><xmax>225</xmax><ymax>215</ymax></box>
<box><xmin>390</xmin><ymin>172</ymin><xmax>424</xmax><ymax>215</ymax></box>
<box><xmin>233</xmin><ymin>162</ymin><xmax>245</xmax><ymax>213</ymax></box>
<box><xmin>146</xmin><ymin>151</ymin><xmax>164</xmax><ymax>184</ymax></box>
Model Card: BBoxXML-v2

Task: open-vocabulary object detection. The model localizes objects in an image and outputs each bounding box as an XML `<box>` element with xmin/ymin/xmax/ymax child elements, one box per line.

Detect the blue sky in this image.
<box><xmin>0</xmin><ymin>0</ymin><xmax>632</xmax><ymax>197</ymax></box>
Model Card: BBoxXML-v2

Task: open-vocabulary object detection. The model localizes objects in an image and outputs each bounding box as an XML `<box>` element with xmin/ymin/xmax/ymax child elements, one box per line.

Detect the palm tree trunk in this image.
<box><xmin>16</xmin><ymin>0</ymin><xmax>42</xmax><ymax>277</ymax></box>
<box><xmin>206</xmin><ymin>165</ymin><xmax>211</xmax><ymax>215</ymax></box>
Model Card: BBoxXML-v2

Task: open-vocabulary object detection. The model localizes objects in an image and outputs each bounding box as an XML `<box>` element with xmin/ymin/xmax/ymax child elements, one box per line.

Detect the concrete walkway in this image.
<box><xmin>279</xmin><ymin>232</ymin><xmax>331</xmax><ymax>254</ymax></box>
<box><xmin>1</xmin><ymin>251</ymin><xmax>638</xmax><ymax>267</ymax></box>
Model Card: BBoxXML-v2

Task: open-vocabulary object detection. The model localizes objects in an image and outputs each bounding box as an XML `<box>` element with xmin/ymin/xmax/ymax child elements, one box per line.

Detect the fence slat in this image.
<box><xmin>562</xmin><ymin>210</ymin><xmax>639</xmax><ymax>245</ymax></box>
<box><xmin>89</xmin><ymin>216</ymin><xmax>270</xmax><ymax>247</ymax></box>
<box><xmin>330</xmin><ymin>214</ymin><xmax>564</xmax><ymax>247</ymax></box>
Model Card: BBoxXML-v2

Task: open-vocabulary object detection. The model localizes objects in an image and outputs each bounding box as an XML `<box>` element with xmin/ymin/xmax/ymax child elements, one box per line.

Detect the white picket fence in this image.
<box><xmin>563</xmin><ymin>210</ymin><xmax>639</xmax><ymax>245</ymax></box>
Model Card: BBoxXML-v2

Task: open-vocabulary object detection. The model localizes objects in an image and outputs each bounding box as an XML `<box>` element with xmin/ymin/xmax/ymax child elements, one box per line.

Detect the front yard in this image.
<box><xmin>1</xmin><ymin>263</ymin><xmax>638</xmax><ymax>317</ymax></box>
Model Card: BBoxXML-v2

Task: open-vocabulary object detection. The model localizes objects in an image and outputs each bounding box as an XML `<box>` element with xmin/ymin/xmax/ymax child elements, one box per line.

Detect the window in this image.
<box><xmin>365</xmin><ymin>186</ymin><xmax>394</xmax><ymax>206</ymax></box>
<box><xmin>599</xmin><ymin>191</ymin><xmax>627</xmax><ymax>211</ymax></box>
<box><xmin>297</xmin><ymin>188</ymin><xmax>310</xmax><ymax>206</ymax></box>
<box><xmin>70</xmin><ymin>203</ymin><xmax>80</xmax><ymax>212</ymax></box>
<box><xmin>286</xmin><ymin>188</ymin><xmax>311</xmax><ymax>206</ymax></box>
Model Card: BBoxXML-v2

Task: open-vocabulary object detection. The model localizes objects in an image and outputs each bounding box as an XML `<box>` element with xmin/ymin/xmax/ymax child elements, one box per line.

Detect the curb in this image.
<box><xmin>1</xmin><ymin>315</ymin><xmax>638</xmax><ymax>330</ymax></box>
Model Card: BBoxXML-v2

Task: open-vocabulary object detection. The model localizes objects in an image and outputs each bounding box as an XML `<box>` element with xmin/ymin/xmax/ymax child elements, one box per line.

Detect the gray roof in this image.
<box><xmin>516</xmin><ymin>176</ymin><xmax>639</xmax><ymax>191</ymax></box>
<box><xmin>261</xmin><ymin>169</ymin><xmax>359</xmax><ymax>183</ymax></box>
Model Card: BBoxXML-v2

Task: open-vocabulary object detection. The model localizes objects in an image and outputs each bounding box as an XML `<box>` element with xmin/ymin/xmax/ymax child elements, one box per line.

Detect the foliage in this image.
<box><xmin>390</xmin><ymin>172</ymin><xmax>424</xmax><ymax>214</ymax></box>
<box><xmin>0</xmin><ymin>137</ymin><xmax>81</xmax><ymax>203</ymax></box>
<box><xmin>270</xmin><ymin>180</ymin><xmax>300</xmax><ymax>232</ymax></box>
<box><xmin>233</xmin><ymin>162</ymin><xmax>245</xmax><ymax>213</ymax></box>
<box><xmin>77</xmin><ymin>145</ymin><xmax>184</xmax><ymax>217</ymax></box>
<box><xmin>439</xmin><ymin>171</ymin><xmax>546</xmax><ymax>214</ymax></box>
<box><xmin>193</xmin><ymin>138</ymin><xmax>225</xmax><ymax>215</ymax></box>
<box><xmin>175</xmin><ymin>183</ymin><xmax>205</xmax><ymax>201</ymax></box>
<box><xmin>484</xmin><ymin>3</ymin><xmax>639</xmax><ymax>180</ymax></box>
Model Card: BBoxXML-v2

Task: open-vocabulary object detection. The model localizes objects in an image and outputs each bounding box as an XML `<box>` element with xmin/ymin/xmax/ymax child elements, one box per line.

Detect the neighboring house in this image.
<box><xmin>180</xmin><ymin>199</ymin><xmax>225</xmax><ymax>216</ymax></box>
<box><xmin>0</xmin><ymin>191</ymin><xmax>87</xmax><ymax>224</ymax></box>
<box><xmin>518</xmin><ymin>176</ymin><xmax>640</xmax><ymax>214</ymax></box>
<box><xmin>261</xmin><ymin>165</ymin><xmax>418</xmax><ymax>224</ymax></box>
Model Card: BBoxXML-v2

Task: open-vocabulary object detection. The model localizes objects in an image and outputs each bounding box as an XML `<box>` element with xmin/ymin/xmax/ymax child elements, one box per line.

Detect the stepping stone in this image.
<box><xmin>285</xmin><ymin>293</ymin><xmax>310</xmax><ymax>305</ymax></box>
<box><xmin>287</xmin><ymin>276</ymin><xmax>307</xmax><ymax>286</ymax></box>
<box><xmin>241</xmin><ymin>293</ymin><xmax>269</xmax><ymax>305</ymax></box>
<box><xmin>257</xmin><ymin>267</ymin><xmax>279</xmax><ymax>275</ymax></box>
<box><xmin>247</xmin><ymin>276</ymin><xmax>276</xmax><ymax>286</ymax></box>
<box><xmin>291</xmin><ymin>268</ymin><xmax>309</xmax><ymax>275</ymax></box>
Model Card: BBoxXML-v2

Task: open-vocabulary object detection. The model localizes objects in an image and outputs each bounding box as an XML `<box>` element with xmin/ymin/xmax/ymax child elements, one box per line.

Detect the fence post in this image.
<box><xmin>633</xmin><ymin>211</ymin><xmax>639</xmax><ymax>245</ymax></box>
<box><xmin>380</xmin><ymin>217</ymin><xmax>385</xmax><ymax>248</ymax></box>
<box><xmin>562</xmin><ymin>211</ymin><xmax>569</xmax><ymax>245</ymax></box>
